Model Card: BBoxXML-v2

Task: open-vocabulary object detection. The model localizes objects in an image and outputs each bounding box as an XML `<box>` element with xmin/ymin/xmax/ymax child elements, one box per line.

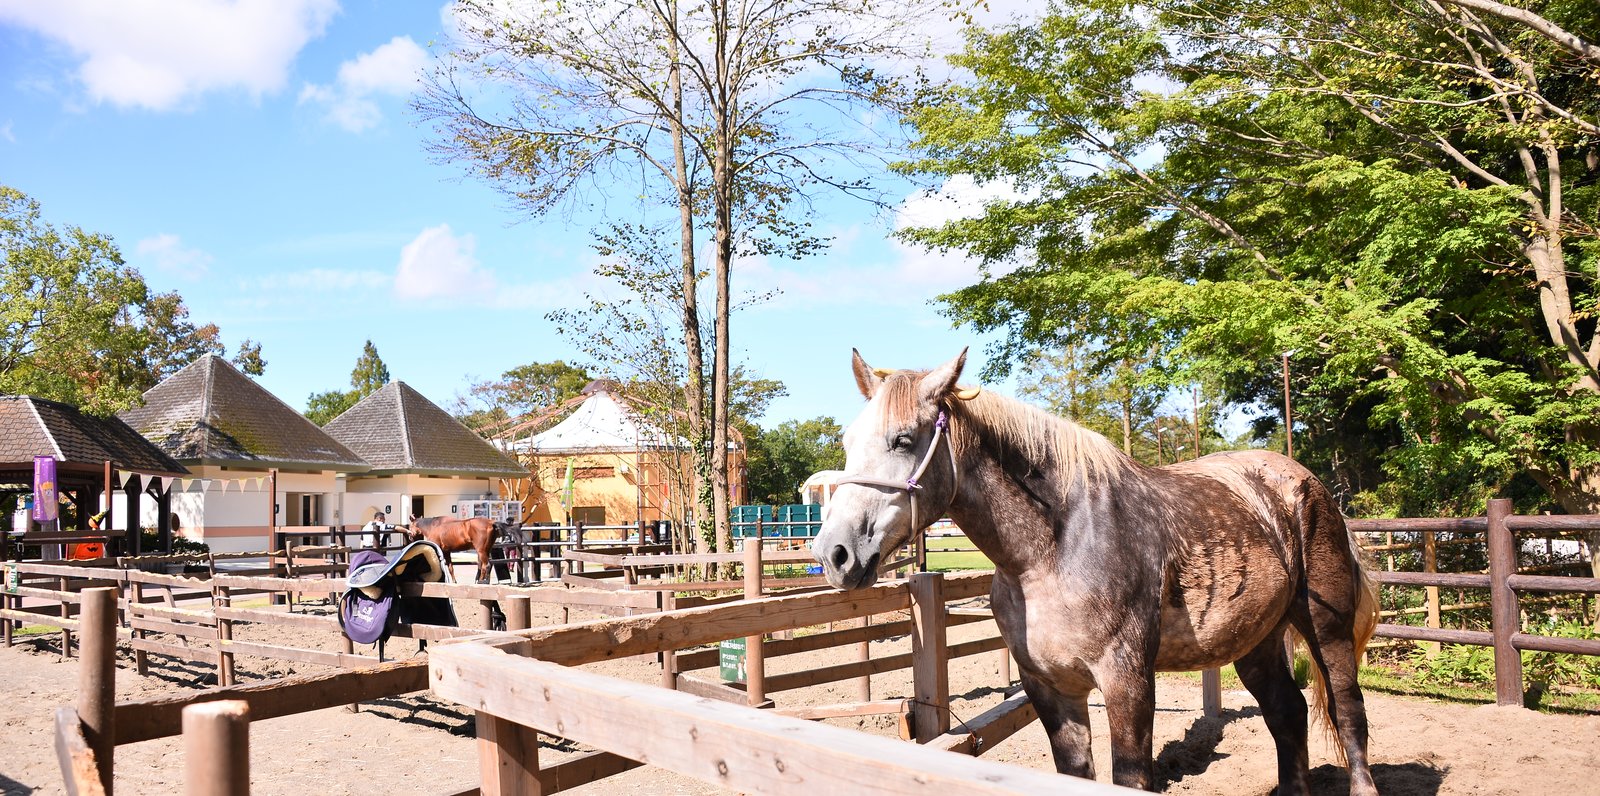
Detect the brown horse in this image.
<box><xmin>406</xmin><ymin>516</ymin><xmax>520</xmax><ymax>583</ymax></box>
<box><xmin>813</xmin><ymin>349</ymin><xmax>1378</xmax><ymax>794</ymax></box>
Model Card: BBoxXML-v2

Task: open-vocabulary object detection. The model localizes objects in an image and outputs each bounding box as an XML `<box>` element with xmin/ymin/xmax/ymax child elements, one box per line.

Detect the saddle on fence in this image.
<box><xmin>338</xmin><ymin>540</ymin><xmax>458</xmax><ymax>653</ymax></box>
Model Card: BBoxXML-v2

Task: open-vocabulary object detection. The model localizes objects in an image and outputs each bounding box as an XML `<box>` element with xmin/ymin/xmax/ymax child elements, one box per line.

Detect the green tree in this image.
<box><xmin>231</xmin><ymin>339</ymin><xmax>266</xmax><ymax>377</ymax></box>
<box><xmin>1016</xmin><ymin>343</ymin><xmax>1166</xmax><ymax>459</ymax></box>
<box><xmin>456</xmin><ymin>360</ymin><xmax>593</xmax><ymax>434</ymax></box>
<box><xmin>0</xmin><ymin>185</ymin><xmax>248</xmax><ymax>414</ymax></box>
<box><xmin>897</xmin><ymin>0</ymin><xmax>1599</xmax><ymax>565</ymax></box>
<box><xmin>745</xmin><ymin>416</ymin><xmax>846</xmax><ymax>506</ymax></box>
<box><xmin>306</xmin><ymin>341</ymin><xmax>392</xmax><ymax>425</ymax></box>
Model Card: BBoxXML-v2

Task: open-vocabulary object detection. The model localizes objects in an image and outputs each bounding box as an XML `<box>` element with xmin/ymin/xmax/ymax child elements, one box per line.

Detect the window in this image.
<box><xmin>572</xmin><ymin>507</ymin><xmax>606</xmax><ymax>526</ymax></box>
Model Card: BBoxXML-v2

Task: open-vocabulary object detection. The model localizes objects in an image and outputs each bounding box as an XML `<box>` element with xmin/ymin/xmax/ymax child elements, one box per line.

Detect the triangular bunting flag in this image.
<box><xmin>196</xmin><ymin>478</ymin><xmax>212</xmax><ymax>493</ymax></box>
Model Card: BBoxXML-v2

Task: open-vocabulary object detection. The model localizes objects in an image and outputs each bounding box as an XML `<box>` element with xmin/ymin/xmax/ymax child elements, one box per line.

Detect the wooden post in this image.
<box><xmin>80</xmin><ymin>586</ymin><xmax>117</xmax><ymax>795</ymax></box>
<box><xmin>477</xmin><ymin>711</ymin><xmax>542</xmax><ymax>796</ymax></box>
<box><xmin>743</xmin><ymin>540</ymin><xmax>766</xmax><ymax>707</ymax></box>
<box><xmin>1423</xmin><ymin>530</ymin><xmax>1441</xmax><ymax>657</ymax></box>
<box><xmin>59</xmin><ymin>575</ymin><xmax>73</xmax><ymax>658</ymax></box>
<box><xmin>216</xmin><ymin>584</ymin><xmax>235</xmax><ymax>687</ymax></box>
<box><xmin>504</xmin><ymin>595</ymin><xmax>531</xmax><ymax>632</ymax></box>
<box><xmin>130</xmin><ymin>581</ymin><xmax>149</xmax><ymax>676</ymax></box>
<box><xmin>910</xmin><ymin>572</ymin><xmax>950</xmax><ymax>743</ymax></box>
<box><xmin>1486</xmin><ymin>498</ymin><xmax>1523</xmax><ymax>707</ymax></box>
<box><xmin>856</xmin><ymin>614</ymin><xmax>872</xmax><ymax>701</ymax></box>
<box><xmin>183</xmin><ymin>700</ymin><xmax>250</xmax><ymax>796</ymax></box>
<box><xmin>659</xmin><ymin>591</ymin><xmax>678</xmax><ymax>690</ymax></box>
<box><xmin>1201</xmin><ymin>667</ymin><xmax>1222</xmax><ymax>718</ymax></box>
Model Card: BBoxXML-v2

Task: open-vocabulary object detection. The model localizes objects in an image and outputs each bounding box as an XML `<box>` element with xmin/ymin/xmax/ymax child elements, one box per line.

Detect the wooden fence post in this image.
<box><xmin>476</xmin><ymin>711</ymin><xmax>542</xmax><ymax>796</ymax></box>
<box><xmin>659</xmin><ymin>591</ymin><xmax>678</xmax><ymax>690</ymax></box>
<box><xmin>503</xmin><ymin>595</ymin><xmax>531</xmax><ymax>632</ymax></box>
<box><xmin>129</xmin><ymin>581</ymin><xmax>149</xmax><ymax>676</ymax></box>
<box><xmin>910</xmin><ymin>571</ymin><xmax>949</xmax><ymax>743</ymax></box>
<box><xmin>3</xmin><ymin>563</ymin><xmax>14</xmax><ymax>648</ymax></box>
<box><xmin>80</xmin><ymin>586</ymin><xmax>117</xmax><ymax>795</ymax></box>
<box><xmin>744</xmin><ymin>540</ymin><xmax>766</xmax><ymax>707</ymax></box>
<box><xmin>1423</xmin><ymin>530</ymin><xmax>1441</xmax><ymax>657</ymax></box>
<box><xmin>216</xmin><ymin>584</ymin><xmax>235</xmax><ymax>687</ymax></box>
<box><xmin>183</xmin><ymin>700</ymin><xmax>250</xmax><ymax>796</ymax></box>
<box><xmin>59</xmin><ymin>575</ymin><xmax>74</xmax><ymax>658</ymax></box>
<box><xmin>856</xmin><ymin>614</ymin><xmax>872</xmax><ymax>701</ymax></box>
<box><xmin>1487</xmin><ymin>498</ymin><xmax>1524</xmax><ymax>707</ymax></box>
<box><xmin>1201</xmin><ymin>667</ymin><xmax>1222</xmax><ymax>718</ymax></box>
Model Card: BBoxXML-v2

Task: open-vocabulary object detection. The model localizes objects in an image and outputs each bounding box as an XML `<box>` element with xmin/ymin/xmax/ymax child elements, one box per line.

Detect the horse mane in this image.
<box><xmin>877</xmin><ymin>372</ymin><xmax>1130</xmax><ymax>487</ymax></box>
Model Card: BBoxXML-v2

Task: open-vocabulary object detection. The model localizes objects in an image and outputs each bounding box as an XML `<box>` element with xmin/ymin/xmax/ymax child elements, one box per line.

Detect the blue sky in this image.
<box><xmin>0</xmin><ymin>0</ymin><xmax>1040</xmax><ymax>431</ymax></box>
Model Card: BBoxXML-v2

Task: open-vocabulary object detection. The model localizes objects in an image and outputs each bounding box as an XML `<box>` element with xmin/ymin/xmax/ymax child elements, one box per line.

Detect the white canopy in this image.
<box><xmin>508</xmin><ymin>390</ymin><xmax>687</xmax><ymax>454</ymax></box>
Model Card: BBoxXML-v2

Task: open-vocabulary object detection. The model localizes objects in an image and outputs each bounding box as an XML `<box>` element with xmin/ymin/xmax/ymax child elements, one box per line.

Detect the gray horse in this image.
<box><xmin>812</xmin><ymin>349</ymin><xmax>1378</xmax><ymax>794</ymax></box>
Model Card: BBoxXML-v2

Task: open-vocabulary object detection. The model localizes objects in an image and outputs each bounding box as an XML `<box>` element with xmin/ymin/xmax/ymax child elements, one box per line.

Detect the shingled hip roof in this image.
<box><xmin>0</xmin><ymin>395</ymin><xmax>188</xmax><ymax>476</ymax></box>
<box><xmin>118</xmin><ymin>355</ymin><xmax>367</xmax><ymax>471</ymax></box>
<box><xmin>323</xmin><ymin>381</ymin><xmax>527</xmax><ymax>479</ymax></box>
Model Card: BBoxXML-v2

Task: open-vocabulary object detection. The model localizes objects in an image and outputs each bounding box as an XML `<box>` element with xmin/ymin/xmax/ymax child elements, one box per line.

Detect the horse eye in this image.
<box><xmin>892</xmin><ymin>434</ymin><xmax>914</xmax><ymax>451</ymax></box>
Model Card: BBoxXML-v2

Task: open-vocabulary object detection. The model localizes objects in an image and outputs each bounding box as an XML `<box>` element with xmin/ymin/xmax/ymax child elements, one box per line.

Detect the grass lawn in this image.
<box><xmin>924</xmin><ymin>534</ymin><xmax>993</xmax><ymax>572</ymax></box>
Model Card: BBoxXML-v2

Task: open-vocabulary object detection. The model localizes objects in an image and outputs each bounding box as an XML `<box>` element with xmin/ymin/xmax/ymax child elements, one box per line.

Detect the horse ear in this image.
<box><xmin>851</xmin><ymin>348</ymin><xmax>884</xmax><ymax>399</ymax></box>
<box><xmin>919</xmin><ymin>348</ymin><xmax>968</xmax><ymax>404</ymax></box>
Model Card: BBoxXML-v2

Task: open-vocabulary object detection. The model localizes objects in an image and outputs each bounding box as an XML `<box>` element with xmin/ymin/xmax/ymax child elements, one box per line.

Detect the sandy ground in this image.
<box><xmin>2</xmin><ymin>592</ymin><xmax>1597</xmax><ymax>796</ymax></box>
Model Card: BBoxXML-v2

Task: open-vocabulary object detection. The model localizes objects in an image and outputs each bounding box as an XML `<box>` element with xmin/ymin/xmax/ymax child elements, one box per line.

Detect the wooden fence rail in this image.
<box><xmin>1361</xmin><ymin>499</ymin><xmax>1600</xmax><ymax>705</ymax></box>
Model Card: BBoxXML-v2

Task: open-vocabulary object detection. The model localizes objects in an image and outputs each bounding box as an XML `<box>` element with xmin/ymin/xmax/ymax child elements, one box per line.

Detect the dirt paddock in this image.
<box><xmin>3</xmin><ymin>599</ymin><xmax>1596</xmax><ymax>796</ymax></box>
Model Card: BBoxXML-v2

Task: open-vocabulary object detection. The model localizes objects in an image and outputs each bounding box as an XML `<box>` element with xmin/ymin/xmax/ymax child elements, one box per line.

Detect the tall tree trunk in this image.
<box><xmin>667</xmin><ymin>0</ymin><xmax>709</xmax><ymax>557</ymax></box>
<box><xmin>709</xmin><ymin>0</ymin><xmax>734</xmax><ymax>567</ymax></box>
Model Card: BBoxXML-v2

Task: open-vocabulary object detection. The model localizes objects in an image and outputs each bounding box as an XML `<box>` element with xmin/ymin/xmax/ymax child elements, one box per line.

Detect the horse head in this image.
<box><xmin>812</xmin><ymin>348</ymin><xmax>977</xmax><ymax>590</ymax></box>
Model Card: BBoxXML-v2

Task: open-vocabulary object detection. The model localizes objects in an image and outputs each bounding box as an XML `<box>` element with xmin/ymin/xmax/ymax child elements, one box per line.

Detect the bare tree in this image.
<box><xmin>418</xmin><ymin>0</ymin><xmax>950</xmax><ymax>558</ymax></box>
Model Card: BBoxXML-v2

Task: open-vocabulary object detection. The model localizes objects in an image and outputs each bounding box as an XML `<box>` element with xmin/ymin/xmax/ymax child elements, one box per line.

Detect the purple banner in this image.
<box><xmin>33</xmin><ymin>455</ymin><xmax>58</xmax><ymax>523</ymax></box>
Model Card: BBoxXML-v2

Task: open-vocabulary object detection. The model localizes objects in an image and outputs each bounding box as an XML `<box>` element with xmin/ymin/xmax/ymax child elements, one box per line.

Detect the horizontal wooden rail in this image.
<box><xmin>113</xmin><ymin>657</ymin><xmax>434</xmax><ymax>744</ymax></box>
<box><xmin>430</xmin><ymin>643</ymin><xmax>1121</xmax><ymax>795</ymax></box>
<box><xmin>1373</xmin><ymin>624</ymin><xmax>1494</xmax><ymax>646</ymax></box>
<box><xmin>1511</xmin><ymin>633</ymin><xmax>1600</xmax><ymax>656</ymax></box>
<box><xmin>1346</xmin><ymin>517</ymin><xmax>1488</xmax><ymax>532</ymax></box>
<box><xmin>929</xmin><ymin>689</ymin><xmax>1039</xmax><ymax>756</ymax></box>
<box><xmin>1371</xmin><ymin>571</ymin><xmax>1491</xmax><ymax>589</ymax></box>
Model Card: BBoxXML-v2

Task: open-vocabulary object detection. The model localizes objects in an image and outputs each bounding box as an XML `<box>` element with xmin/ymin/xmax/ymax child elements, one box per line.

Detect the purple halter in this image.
<box><xmin>834</xmin><ymin>410</ymin><xmax>958</xmax><ymax>534</ymax></box>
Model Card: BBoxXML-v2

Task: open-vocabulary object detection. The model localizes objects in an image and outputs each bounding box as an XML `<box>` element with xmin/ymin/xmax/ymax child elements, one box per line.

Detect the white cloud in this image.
<box><xmin>394</xmin><ymin>224</ymin><xmax>497</xmax><ymax>300</ymax></box>
<box><xmin>135</xmin><ymin>233</ymin><xmax>214</xmax><ymax>279</ymax></box>
<box><xmin>299</xmin><ymin>36</ymin><xmax>428</xmax><ymax>132</ymax></box>
<box><xmin>0</xmin><ymin>0</ymin><xmax>338</xmax><ymax>111</ymax></box>
<box><xmin>0</xmin><ymin>121</ymin><xmax>14</xmax><ymax>143</ymax></box>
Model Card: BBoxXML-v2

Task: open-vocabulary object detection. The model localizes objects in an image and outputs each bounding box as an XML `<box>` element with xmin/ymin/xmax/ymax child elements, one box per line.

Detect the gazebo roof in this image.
<box><xmin>119</xmin><ymin>355</ymin><xmax>367</xmax><ymax>472</ymax></box>
<box><xmin>323</xmin><ymin>381</ymin><xmax>527</xmax><ymax>479</ymax></box>
<box><xmin>510</xmin><ymin>385</ymin><xmax>689</xmax><ymax>455</ymax></box>
<box><xmin>0</xmin><ymin>395</ymin><xmax>188</xmax><ymax>480</ymax></box>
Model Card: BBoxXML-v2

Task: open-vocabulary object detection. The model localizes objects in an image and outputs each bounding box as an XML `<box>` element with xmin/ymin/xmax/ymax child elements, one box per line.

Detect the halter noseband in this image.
<box><xmin>834</xmin><ymin>409</ymin><xmax>959</xmax><ymax>534</ymax></box>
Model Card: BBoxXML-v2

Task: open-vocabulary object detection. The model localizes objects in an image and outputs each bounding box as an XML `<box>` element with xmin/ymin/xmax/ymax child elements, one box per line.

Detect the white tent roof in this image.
<box><xmin>508</xmin><ymin>390</ymin><xmax>687</xmax><ymax>454</ymax></box>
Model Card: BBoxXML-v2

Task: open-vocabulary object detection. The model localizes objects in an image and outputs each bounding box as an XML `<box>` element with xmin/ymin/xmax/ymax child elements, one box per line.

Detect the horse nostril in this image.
<box><xmin>830</xmin><ymin>544</ymin><xmax>850</xmax><ymax>569</ymax></box>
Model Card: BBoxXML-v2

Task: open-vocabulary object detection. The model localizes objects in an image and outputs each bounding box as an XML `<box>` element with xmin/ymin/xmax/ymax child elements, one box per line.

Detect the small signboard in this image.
<box><xmin>718</xmin><ymin>637</ymin><xmax>747</xmax><ymax>682</ymax></box>
<box><xmin>4</xmin><ymin>566</ymin><xmax>18</xmax><ymax>594</ymax></box>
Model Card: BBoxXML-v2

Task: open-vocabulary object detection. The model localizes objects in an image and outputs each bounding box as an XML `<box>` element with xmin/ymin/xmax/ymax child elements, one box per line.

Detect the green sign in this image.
<box><xmin>718</xmin><ymin>637</ymin><xmax>747</xmax><ymax>682</ymax></box>
<box><xmin>4</xmin><ymin>566</ymin><xmax>17</xmax><ymax>594</ymax></box>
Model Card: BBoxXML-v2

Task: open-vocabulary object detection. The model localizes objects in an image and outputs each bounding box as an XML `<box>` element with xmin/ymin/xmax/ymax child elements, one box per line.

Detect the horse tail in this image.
<box><xmin>1301</xmin><ymin>521</ymin><xmax>1378</xmax><ymax>768</ymax></box>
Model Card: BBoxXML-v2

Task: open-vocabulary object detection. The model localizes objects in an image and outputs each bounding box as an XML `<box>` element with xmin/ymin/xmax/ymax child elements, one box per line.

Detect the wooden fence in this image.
<box><xmin>1350</xmin><ymin>499</ymin><xmax>1600</xmax><ymax>705</ymax></box>
<box><xmin>50</xmin><ymin>561</ymin><xmax>1066</xmax><ymax>795</ymax></box>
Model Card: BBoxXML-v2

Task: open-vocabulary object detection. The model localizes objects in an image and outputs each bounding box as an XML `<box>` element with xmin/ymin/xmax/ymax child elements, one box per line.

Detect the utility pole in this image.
<box><xmin>1191</xmin><ymin>388</ymin><xmax>1201</xmax><ymax>460</ymax></box>
<box><xmin>1282</xmin><ymin>352</ymin><xmax>1294</xmax><ymax>459</ymax></box>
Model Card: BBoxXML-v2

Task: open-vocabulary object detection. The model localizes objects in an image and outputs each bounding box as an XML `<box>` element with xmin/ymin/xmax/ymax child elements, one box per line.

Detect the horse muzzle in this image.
<box><xmin>812</xmin><ymin>527</ymin><xmax>881</xmax><ymax>590</ymax></box>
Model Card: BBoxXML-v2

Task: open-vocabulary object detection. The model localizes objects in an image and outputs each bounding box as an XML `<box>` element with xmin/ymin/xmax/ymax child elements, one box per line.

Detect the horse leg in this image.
<box><xmin>1092</xmin><ymin>659</ymin><xmax>1157</xmax><ymax>790</ymax></box>
<box><xmin>1294</xmin><ymin>602</ymin><xmax>1378</xmax><ymax>796</ymax></box>
<box><xmin>1294</xmin><ymin>505</ymin><xmax>1378</xmax><ymax>795</ymax></box>
<box><xmin>1017</xmin><ymin>670</ymin><xmax>1096</xmax><ymax>781</ymax></box>
<box><xmin>1234</xmin><ymin>626</ymin><xmax>1312</xmax><ymax>795</ymax></box>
